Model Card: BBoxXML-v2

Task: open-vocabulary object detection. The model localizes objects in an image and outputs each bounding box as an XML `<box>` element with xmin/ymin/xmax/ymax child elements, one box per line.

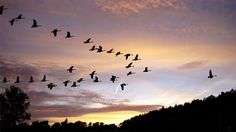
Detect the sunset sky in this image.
<box><xmin>1</xmin><ymin>0</ymin><xmax>236</xmax><ymax>125</ymax></box>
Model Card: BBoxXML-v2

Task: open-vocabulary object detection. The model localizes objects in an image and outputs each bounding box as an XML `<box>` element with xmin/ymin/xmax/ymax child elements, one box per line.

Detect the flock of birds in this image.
<box><xmin>0</xmin><ymin>5</ymin><xmax>217</xmax><ymax>91</ymax></box>
<box><xmin>0</xmin><ymin>5</ymin><xmax>155</xmax><ymax>91</ymax></box>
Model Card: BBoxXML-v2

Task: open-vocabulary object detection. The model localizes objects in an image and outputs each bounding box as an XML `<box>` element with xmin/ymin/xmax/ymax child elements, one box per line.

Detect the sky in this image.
<box><xmin>1</xmin><ymin>0</ymin><xmax>236</xmax><ymax>125</ymax></box>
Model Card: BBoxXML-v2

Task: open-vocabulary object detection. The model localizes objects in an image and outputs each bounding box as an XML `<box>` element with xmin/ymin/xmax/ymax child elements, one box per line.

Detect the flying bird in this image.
<box><xmin>143</xmin><ymin>67</ymin><xmax>151</xmax><ymax>72</ymax></box>
<box><xmin>94</xmin><ymin>76</ymin><xmax>101</xmax><ymax>82</ymax></box>
<box><xmin>77</xmin><ymin>78</ymin><xmax>85</xmax><ymax>83</ymax></box>
<box><xmin>107</xmin><ymin>49</ymin><xmax>114</xmax><ymax>53</ymax></box>
<box><xmin>63</xmin><ymin>80</ymin><xmax>71</xmax><ymax>87</ymax></box>
<box><xmin>0</xmin><ymin>5</ymin><xmax>7</xmax><ymax>15</ymax></box>
<box><xmin>96</xmin><ymin>46</ymin><xmax>105</xmax><ymax>53</ymax></box>
<box><xmin>71</xmin><ymin>82</ymin><xmax>79</xmax><ymax>87</ymax></box>
<box><xmin>47</xmin><ymin>83</ymin><xmax>57</xmax><ymax>90</ymax></box>
<box><xmin>15</xmin><ymin>14</ymin><xmax>25</xmax><ymax>20</ymax></box>
<box><xmin>120</xmin><ymin>83</ymin><xmax>128</xmax><ymax>91</ymax></box>
<box><xmin>110</xmin><ymin>75</ymin><xmax>119</xmax><ymax>83</ymax></box>
<box><xmin>133</xmin><ymin>54</ymin><xmax>141</xmax><ymax>61</ymax></box>
<box><xmin>9</xmin><ymin>19</ymin><xmax>17</xmax><ymax>26</ymax></box>
<box><xmin>84</xmin><ymin>38</ymin><xmax>93</xmax><ymax>44</ymax></box>
<box><xmin>29</xmin><ymin>76</ymin><xmax>34</xmax><ymax>83</ymax></box>
<box><xmin>41</xmin><ymin>75</ymin><xmax>48</xmax><ymax>82</ymax></box>
<box><xmin>15</xmin><ymin>76</ymin><xmax>22</xmax><ymax>83</ymax></box>
<box><xmin>51</xmin><ymin>29</ymin><xmax>61</xmax><ymax>37</ymax></box>
<box><xmin>1</xmin><ymin>77</ymin><xmax>9</xmax><ymax>83</ymax></box>
<box><xmin>124</xmin><ymin>53</ymin><xmax>133</xmax><ymax>60</ymax></box>
<box><xmin>208</xmin><ymin>69</ymin><xmax>216</xmax><ymax>79</ymax></box>
<box><xmin>89</xmin><ymin>45</ymin><xmax>96</xmax><ymax>51</ymax></box>
<box><xmin>127</xmin><ymin>71</ymin><xmax>135</xmax><ymax>76</ymax></box>
<box><xmin>65</xmin><ymin>31</ymin><xmax>74</xmax><ymax>38</ymax></box>
<box><xmin>31</xmin><ymin>19</ymin><xmax>41</xmax><ymax>28</ymax></box>
<box><xmin>89</xmin><ymin>71</ymin><xmax>97</xmax><ymax>79</ymax></box>
<box><xmin>125</xmin><ymin>62</ymin><xmax>134</xmax><ymax>68</ymax></box>
<box><xmin>116</xmin><ymin>51</ymin><xmax>123</xmax><ymax>56</ymax></box>
<box><xmin>67</xmin><ymin>66</ymin><xmax>76</xmax><ymax>73</ymax></box>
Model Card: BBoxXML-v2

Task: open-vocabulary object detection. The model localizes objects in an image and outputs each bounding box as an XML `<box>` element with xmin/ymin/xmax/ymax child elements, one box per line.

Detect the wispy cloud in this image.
<box><xmin>95</xmin><ymin>0</ymin><xmax>185</xmax><ymax>15</ymax></box>
<box><xmin>178</xmin><ymin>60</ymin><xmax>208</xmax><ymax>70</ymax></box>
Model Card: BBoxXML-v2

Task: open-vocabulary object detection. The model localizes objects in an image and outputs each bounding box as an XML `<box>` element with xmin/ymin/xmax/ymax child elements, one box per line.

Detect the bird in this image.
<box><xmin>120</xmin><ymin>83</ymin><xmax>128</xmax><ymax>91</ymax></box>
<box><xmin>94</xmin><ymin>76</ymin><xmax>101</xmax><ymax>82</ymax></box>
<box><xmin>0</xmin><ymin>5</ymin><xmax>7</xmax><ymax>15</ymax></box>
<box><xmin>125</xmin><ymin>62</ymin><xmax>134</xmax><ymax>68</ymax></box>
<box><xmin>96</xmin><ymin>46</ymin><xmax>105</xmax><ymax>53</ymax></box>
<box><xmin>9</xmin><ymin>19</ymin><xmax>17</xmax><ymax>26</ymax></box>
<box><xmin>124</xmin><ymin>53</ymin><xmax>133</xmax><ymax>60</ymax></box>
<box><xmin>41</xmin><ymin>75</ymin><xmax>48</xmax><ymax>82</ymax></box>
<box><xmin>89</xmin><ymin>71</ymin><xmax>97</xmax><ymax>79</ymax></box>
<box><xmin>15</xmin><ymin>14</ymin><xmax>25</xmax><ymax>20</ymax></box>
<box><xmin>208</xmin><ymin>69</ymin><xmax>216</xmax><ymax>79</ymax></box>
<box><xmin>67</xmin><ymin>66</ymin><xmax>76</xmax><ymax>73</ymax></box>
<box><xmin>89</xmin><ymin>45</ymin><xmax>96</xmax><ymax>51</ymax></box>
<box><xmin>1</xmin><ymin>77</ymin><xmax>9</xmax><ymax>83</ymax></box>
<box><xmin>110</xmin><ymin>75</ymin><xmax>119</xmax><ymax>83</ymax></box>
<box><xmin>77</xmin><ymin>78</ymin><xmax>85</xmax><ymax>83</ymax></box>
<box><xmin>133</xmin><ymin>54</ymin><xmax>141</xmax><ymax>61</ymax></box>
<box><xmin>71</xmin><ymin>82</ymin><xmax>79</xmax><ymax>87</ymax></box>
<box><xmin>65</xmin><ymin>31</ymin><xmax>74</xmax><ymax>38</ymax></box>
<box><xmin>31</xmin><ymin>19</ymin><xmax>41</xmax><ymax>28</ymax></box>
<box><xmin>84</xmin><ymin>38</ymin><xmax>93</xmax><ymax>44</ymax></box>
<box><xmin>63</xmin><ymin>80</ymin><xmax>71</xmax><ymax>87</ymax></box>
<box><xmin>47</xmin><ymin>83</ymin><xmax>57</xmax><ymax>90</ymax></box>
<box><xmin>29</xmin><ymin>76</ymin><xmax>34</xmax><ymax>83</ymax></box>
<box><xmin>15</xmin><ymin>76</ymin><xmax>22</xmax><ymax>83</ymax></box>
<box><xmin>143</xmin><ymin>67</ymin><xmax>151</xmax><ymax>72</ymax></box>
<box><xmin>51</xmin><ymin>29</ymin><xmax>61</xmax><ymax>37</ymax></box>
<box><xmin>116</xmin><ymin>51</ymin><xmax>123</xmax><ymax>56</ymax></box>
<box><xmin>107</xmin><ymin>49</ymin><xmax>114</xmax><ymax>53</ymax></box>
<box><xmin>127</xmin><ymin>71</ymin><xmax>135</xmax><ymax>76</ymax></box>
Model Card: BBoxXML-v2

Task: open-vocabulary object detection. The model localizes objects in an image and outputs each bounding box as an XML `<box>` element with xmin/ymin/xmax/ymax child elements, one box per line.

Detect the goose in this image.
<box><xmin>107</xmin><ymin>49</ymin><xmax>114</xmax><ymax>53</ymax></box>
<box><xmin>96</xmin><ymin>46</ymin><xmax>105</xmax><ymax>53</ymax></box>
<box><xmin>143</xmin><ymin>67</ymin><xmax>151</xmax><ymax>72</ymax></box>
<box><xmin>125</xmin><ymin>62</ymin><xmax>134</xmax><ymax>68</ymax></box>
<box><xmin>2</xmin><ymin>77</ymin><xmax>9</xmax><ymax>83</ymax></box>
<box><xmin>51</xmin><ymin>29</ymin><xmax>61</xmax><ymax>37</ymax></box>
<box><xmin>47</xmin><ymin>83</ymin><xmax>57</xmax><ymax>90</ymax></box>
<box><xmin>41</xmin><ymin>75</ymin><xmax>48</xmax><ymax>82</ymax></box>
<box><xmin>67</xmin><ymin>66</ymin><xmax>76</xmax><ymax>73</ymax></box>
<box><xmin>15</xmin><ymin>14</ymin><xmax>25</xmax><ymax>20</ymax></box>
<box><xmin>116</xmin><ymin>51</ymin><xmax>123</xmax><ymax>56</ymax></box>
<box><xmin>89</xmin><ymin>45</ymin><xmax>96</xmax><ymax>51</ymax></box>
<box><xmin>89</xmin><ymin>71</ymin><xmax>97</xmax><ymax>79</ymax></box>
<box><xmin>63</xmin><ymin>80</ymin><xmax>71</xmax><ymax>87</ymax></box>
<box><xmin>127</xmin><ymin>71</ymin><xmax>135</xmax><ymax>76</ymax></box>
<box><xmin>9</xmin><ymin>18</ymin><xmax>17</xmax><ymax>26</ymax></box>
<box><xmin>71</xmin><ymin>82</ymin><xmax>79</xmax><ymax>87</ymax></box>
<box><xmin>110</xmin><ymin>75</ymin><xmax>119</xmax><ymax>83</ymax></box>
<box><xmin>84</xmin><ymin>38</ymin><xmax>93</xmax><ymax>44</ymax></box>
<box><xmin>120</xmin><ymin>83</ymin><xmax>128</xmax><ymax>91</ymax></box>
<box><xmin>29</xmin><ymin>76</ymin><xmax>34</xmax><ymax>83</ymax></box>
<box><xmin>0</xmin><ymin>5</ymin><xmax>7</xmax><ymax>15</ymax></box>
<box><xmin>65</xmin><ymin>31</ymin><xmax>74</xmax><ymax>38</ymax></box>
<box><xmin>124</xmin><ymin>53</ymin><xmax>133</xmax><ymax>60</ymax></box>
<box><xmin>15</xmin><ymin>76</ymin><xmax>22</xmax><ymax>83</ymax></box>
<box><xmin>77</xmin><ymin>78</ymin><xmax>85</xmax><ymax>83</ymax></box>
<box><xmin>94</xmin><ymin>76</ymin><xmax>101</xmax><ymax>82</ymax></box>
<box><xmin>31</xmin><ymin>19</ymin><xmax>41</xmax><ymax>28</ymax></box>
<box><xmin>132</xmin><ymin>54</ymin><xmax>141</xmax><ymax>61</ymax></box>
<box><xmin>208</xmin><ymin>69</ymin><xmax>216</xmax><ymax>79</ymax></box>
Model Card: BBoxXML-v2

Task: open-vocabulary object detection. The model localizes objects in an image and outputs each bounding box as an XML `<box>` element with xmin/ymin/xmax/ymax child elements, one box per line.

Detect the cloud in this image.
<box><xmin>178</xmin><ymin>60</ymin><xmax>208</xmax><ymax>70</ymax></box>
<box><xmin>95</xmin><ymin>0</ymin><xmax>185</xmax><ymax>15</ymax></box>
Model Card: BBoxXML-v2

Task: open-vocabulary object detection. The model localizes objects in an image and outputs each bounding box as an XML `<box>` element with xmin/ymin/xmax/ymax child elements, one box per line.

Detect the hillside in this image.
<box><xmin>120</xmin><ymin>89</ymin><xmax>236</xmax><ymax>132</ymax></box>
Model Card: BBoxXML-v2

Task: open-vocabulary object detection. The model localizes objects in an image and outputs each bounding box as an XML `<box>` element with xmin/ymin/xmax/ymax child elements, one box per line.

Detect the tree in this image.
<box><xmin>0</xmin><ymin>85</ymin><xmax>31</xmax><ymax>129</ymax></box>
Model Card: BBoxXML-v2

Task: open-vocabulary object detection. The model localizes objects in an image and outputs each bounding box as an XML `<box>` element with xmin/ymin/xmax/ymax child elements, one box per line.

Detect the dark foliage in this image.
<box><xmin>120</xmin><ymin>89</ymin><xmax>236</xmax><ymax>132</ymax></box>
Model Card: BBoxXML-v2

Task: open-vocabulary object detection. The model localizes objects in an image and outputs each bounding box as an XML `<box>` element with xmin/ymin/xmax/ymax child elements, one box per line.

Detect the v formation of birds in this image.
<box><xmin>0</xmin><ymin>5</ymin><xmax>217</xmax><ymax>91</ymax></box>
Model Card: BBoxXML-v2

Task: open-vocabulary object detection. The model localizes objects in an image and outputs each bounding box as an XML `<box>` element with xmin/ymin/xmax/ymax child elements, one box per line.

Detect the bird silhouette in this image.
<box><xmin>208</xmin><ymin>69</ymin><xmax>216</xmax><ymax>79</ymax></box>
<box><xmin>127</xmin><ymin>71</ymin><xmax>135</xmax><ymax>76</ymax></box>
<box><xmin>51</xmin><ymin>29</ymin><xmax>61</xmax><ymax>37</ymax></box>
<box><xmin>120</xmin><ymin>83</ymin><xmax>128</xmax><ymax>91</ymax></box>
<box><xmin>65</xmin><ymin>31</ymin><xmax>74</xmax><ymax>38</ymax></box>
<box><xmin>29</xmin><ymin>76</ymin><xmax>34</xmax><ymax>83</ymax></box>
<box><xmin>125</xmin><ymin>62</ymin><xmax>134</xmax><ymax>68</ymax></box>
<box><xmin>133</xmin><ymin>54</ymin><xmax>141</xmax><ymax>61</ymax></box>
<box><xmin>67</xmin><ymin>66</ymin><xmax>76</xmax><ymax>73</ymax></box>
<box><xmin>94</xmin><ymin>76</ymin><xmax>101</xmax><ymax>82</ymax></box>
<box><xmin>110</xmin><ymin>75</ymin><xmax>119</xmax><ymax>83</ymax></box>
<box><xmin>9</xmin><ymin>18</ymin><xmax>17</xmax><ymax>26</ymax></box>
<box><xmin>143</xmin><ymin>67</ymin><xmax>151</xmax><ymax>72</ymax></box>
<box><xmin>84</xmin><ymin>38</ymin><xmax>93</xmax><ymax>44</ymax></box>
<box><xmin>89</xmin><ymin>71</ymin><xmax>97</xmax><ymax>79</ymax></box>
<box><xmin>89</xmin><ymin>45</ymin><xmax>96</xmax><ymax>51</ymax></box>
<box><xmin>31</xmin><ymin>19</ymin><xmax>41</xmax><ymax>28</ymax></box>
<box><xmin>77</xmin><ymin>78</ymin><xmax>85</xmax><ymax>83</ymax></box>
<box><xmin>124</xmin><ymin>53</ymin><xmax>133</xmax><ymax>60</ymax></box>
<box><xmin>0</xmin><ymin>5</ymin><xmax>7</xmax><ymax>15</ymax></box>
<box><xmin>15</xmin><ymin>76</ymin><xmax>22</xmax><ymax>83</ymax></box>
<box><xmin>41</xmin><ymin>75</ymin><xmax>48</xmax><ymax>82</ymax></box>
<box><xmin>1</xmin><ymin>77</ymin><xmax>9</xmax><ymax>83</ymax></box>
<box><xmin>47</xmin><ymin>83</ymin><xmax>57</xmax><ymax>90</ymax></box>
<box><xmin>63</xmin><ymin>80</ymin><xmax>71</xmax><ymax>87</ymax></box>
<box><xmin>15</xmin><ymin>14</ymin><xmax>25</xmax><ymax>20</ymax></box>
<box><xmin>71</xmin><ymin>82</ymin><xmax>79</xmax><ymax>87</ymax></box>
<box><xmin>107</xmin><ymin>49</ymin><xmax>114</xmax><ymax>53</ymax></box>
<box><xmin>116</xmin><ymin>51</ymin><xmax>123</xmax><ymax>56</ymax></box>
<box><xmin>96</xmin><ymin>46</ymin><xmax>105</xmax><ymax>53</ymax></box>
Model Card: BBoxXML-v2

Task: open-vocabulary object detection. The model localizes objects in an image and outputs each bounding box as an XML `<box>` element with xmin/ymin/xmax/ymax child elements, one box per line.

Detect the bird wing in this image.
<box><xmin>209</xmin><ymin>70</ymin><xmax>213</xmax><ymax>76</ymax></box>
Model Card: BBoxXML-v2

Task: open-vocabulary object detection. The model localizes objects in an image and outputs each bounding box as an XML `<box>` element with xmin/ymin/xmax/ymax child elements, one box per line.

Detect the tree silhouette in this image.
<box><xmin>0</xmin><ymin>85</ymin><xmax>31</xmax><ymax>130</ymax></box>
